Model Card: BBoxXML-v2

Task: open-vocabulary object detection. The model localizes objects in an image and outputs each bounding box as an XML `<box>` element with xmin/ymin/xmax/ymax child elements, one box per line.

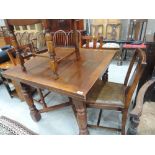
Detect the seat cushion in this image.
<box><xmin>102</xmin><ymin>43</ymin><xmax>120</xmax><ymax>48</ymax></box>
<box><xmin>137</xmin><ymin>102</ymin><xmax>155</xmax><ymax>135</ymax></box>
<box><xmin>86</xmin><ymin>80</ymin><xmax>125</xmax><ymax>108</ymax></box>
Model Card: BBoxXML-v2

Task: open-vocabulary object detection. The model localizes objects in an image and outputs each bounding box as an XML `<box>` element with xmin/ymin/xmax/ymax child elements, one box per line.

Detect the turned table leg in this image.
<box><xmin>21</xmin><ymin>83</ymin><xmax>41</xmax><ymax>122</ymax></box>
<box><xmin>72</xmin><ymin>99</ymin><xmax>89</xmax><ymax>135</ymax></box>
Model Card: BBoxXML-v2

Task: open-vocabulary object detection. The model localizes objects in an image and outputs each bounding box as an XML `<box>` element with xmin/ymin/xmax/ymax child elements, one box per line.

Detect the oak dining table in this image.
<box><xmin>2</xmin><ymin>47</ymin><xmax>116</xmax><ymax>135</ymax></box>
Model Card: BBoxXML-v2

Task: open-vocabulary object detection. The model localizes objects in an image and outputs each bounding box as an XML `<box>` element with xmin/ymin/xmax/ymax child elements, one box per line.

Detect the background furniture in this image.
<box><xmin>90</xmin><ymin>24</ymin><xmax>104</xmax><ymax>36</ymax></box>
<box><xmin>127</xmin><ymin>19</ymin><xmax>148</xmax><ymax>41</ymax></box>
<box><xmin>53</xmin><ymin>30</ymin><xmax>67</xmax><ymax>47</ymax></box>
<box><xmin>2</xmin><ymin>48</ymin><xmax>116</xmax><ymax>135</ymax></box>
<box><xmin>129</xmin><ymin>79</ymin><xmax>155</xmax><ymax>134</ymax></box>
<box><xmin>85</xmin><ymin>48</ymin><xmax>146</xmax><ymax>134</ymax></box>
<box><xmin>106</xmin><ymin>23</ymin><xmax>121</xmax><ymax>40</ymax></box>
<box><xmin>46</xmin><ymin>19</ymin><xmax>84</xmax><ymax>31</ymax></box>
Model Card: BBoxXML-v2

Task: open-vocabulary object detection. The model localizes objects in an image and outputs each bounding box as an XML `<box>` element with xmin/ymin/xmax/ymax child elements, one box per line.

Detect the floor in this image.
<box><xmin>0</xmin><ymin>60</ymin><xmax>133</xmax><ymax>135</ymax></box>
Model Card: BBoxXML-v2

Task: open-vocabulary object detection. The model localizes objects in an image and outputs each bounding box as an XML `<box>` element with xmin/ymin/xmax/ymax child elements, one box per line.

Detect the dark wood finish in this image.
<box><xmin>21</xmin><ymin>83</ymin><xmax>41</xmax><ymax>122</ymax></box>
<box><xmin>46</xmin><ymin>19</ymin><xmax>84</xmax><ymax>31</ymax></box>
<box><xmin>6</xmin><ymin>19</ymin><xmax>41</xmax><ymax>26</ymax></box>
<box><xmin>127</xmin><ymin>19</ymin><xmax>148</xmax><ymax>41</ymax></box>
<box><xmin>128</xmin><ymin>79</ymin><xmax>155</xmax><ymax>134</ymax></box>
<box><xmin>81</xmin><ymin>35</ymin><xmax>120</xmax><ymax>50</ymax></box>
<box><xmin>81</xmin><ymin>36</ymin><xmax>103</xmax><ymax>49</ymax></box>
<box><xmin>85</xmin><ymin>48</ymin><xmax>146</xmax><ymax>134</ymax></box>
<box><xmin>72</xmin><ymin>99</ymin><xmax>89</xmax><ymax>135</ymax></box>
<box><xmin>2</xmin><ymin>48</ymin><xmax>116</xmax><ymax>134</ymax></box>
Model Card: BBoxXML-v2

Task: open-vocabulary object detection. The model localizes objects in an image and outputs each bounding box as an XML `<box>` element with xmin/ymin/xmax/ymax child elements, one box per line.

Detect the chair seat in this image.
<box><xmin>86</xmin><ymin>80</ymin><xmax>125</xmax><ymax>109</ymax></box>
<box><xmin>137</xmin><ymin>102</ymin><xmax>155</xmax><ymax>134</ymax></box>
<box><xmin>102</xmin><ymin>43</ymin><xmax>120</xmax><ymax>48</ymax></box>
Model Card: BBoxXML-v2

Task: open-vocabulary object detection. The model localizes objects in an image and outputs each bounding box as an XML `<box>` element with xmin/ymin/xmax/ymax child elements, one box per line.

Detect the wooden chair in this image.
<box><xmin>128</xmin><ymin>63</ymin><xmax>155</xmax><ymax>134</ymax></box>
<box><xmin>106</xmin><ymin>23</ymin><xmax>121</xmax><ymax>40</ymax></box>
<box><xmin>53</xmin><ymin>30</ymin><xmax>67</xmax><ymax>47</ymax></box>
<box><xmin>15</xmin><ymin>32</ymin><xmax>22</xmax><ymax>45</ymax></box>
<box><xmin>85</xmin><ymin>48</ymin><xmax>146</xmax><ymax>134</ymax></box>
<box><xmin>5</xmin><ymin>19</ymin><xmax>80</xmax><ymax>113</ymax></box>
<box><xmin>20</xmin><ymin>32</ymin><xmax>29</xmax><ymax>46</ymax></box>
<box><xmin>36</xmin><ymin>32</ymin><xmax>46</xmax><ymax>51</ymax></box>
<box><xmin>67</xmin><ymin>30</ymin><xmax>81</xmax><ymax>47</ymax></box>
<box><xmin>90</xmin><ymin>24</ymin><xmax>104</xmax><ymax>37</ymax></box>
<box><xmin>127</xmin><ymin>19</ymin><xmax>148</xmax><ymax>41</ymax></box>
<box><xmin>128</xmin><ymin>79</ymin><xmax>155</xmax><ymax>134</ymax></box>
<box><xmin>81</xmin><ymin>35</ymin><xmax>103</xmax><ymax>49</ymax></box>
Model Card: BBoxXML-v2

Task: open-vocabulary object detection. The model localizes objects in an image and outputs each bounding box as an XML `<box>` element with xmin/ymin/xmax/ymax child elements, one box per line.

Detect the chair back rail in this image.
<box><xmin>53</xmin><ymin>30</ymin><xmax>67</xmax><ymax>47</ymax></box>
<box><xmin>90</xmin><ymin>24</ymin><xmax>104</xmax><ymax>36</ymax></box>
<box><xmin>67</xmin><ymin>30</ymin><xmax>81</xmax><ymax>47</ymax></box>
<box><xmin>36</xmin><ymin>32</ymin><xmax>46</xmax><ymax>50</ymax></box>
<box><xmin>124</xmin><ymin>48</ymin><xmax>147</xmax><ymax>107</ymax></box>
<box><xmin>106</xmin><ymin>23</ymin><xmax>121</xmax><ymax>40</ymax></box>
<box><xmin>81</xmin><ymin>35</ymin><xmax>103</xmax><ymax>49</ymax></box>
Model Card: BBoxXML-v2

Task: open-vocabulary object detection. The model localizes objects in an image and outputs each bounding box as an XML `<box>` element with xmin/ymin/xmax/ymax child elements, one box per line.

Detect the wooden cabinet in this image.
<box><xmin>47</xmin><ymin>19</ymin><xmax>84</xmax><ymax>31</ymax></box>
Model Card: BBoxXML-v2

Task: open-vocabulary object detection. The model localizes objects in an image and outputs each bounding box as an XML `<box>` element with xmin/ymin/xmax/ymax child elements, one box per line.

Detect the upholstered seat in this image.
<box><xmin>86</xmin><ymin>80</ymin><xmax>125</xmax><ymax>109</ymax></box>
<box><xmin>86</xmin><ymin>48</ymin><xmax>146</xmax><ymax>134</ymax></box>
<box><xmin>102</xmin><ymin>43</ymin><xmax>120</xmax><ymax>48</ymax></box>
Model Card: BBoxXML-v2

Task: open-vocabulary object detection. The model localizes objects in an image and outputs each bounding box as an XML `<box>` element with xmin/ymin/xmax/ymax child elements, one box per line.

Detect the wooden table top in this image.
<box><xmin>3</xmin><ymin>47</ymin><xmax>116</xmax><ymax>100</ymax></box>
<box><xmin>0</xmin><ymin>61</ymin><xmax>13</xmax><ymax>70</ymax></box>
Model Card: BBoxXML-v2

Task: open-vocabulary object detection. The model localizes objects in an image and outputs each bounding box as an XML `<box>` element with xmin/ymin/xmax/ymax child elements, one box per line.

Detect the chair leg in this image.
<box><xmin>97</xmin><ymin>109</ymin><xmax>103</xmax><ymax>126</ymax></box>
<box><xmin>121</xmin><ymin>109</ymin><xmax>128</xmax><ymax>135</ymax></box>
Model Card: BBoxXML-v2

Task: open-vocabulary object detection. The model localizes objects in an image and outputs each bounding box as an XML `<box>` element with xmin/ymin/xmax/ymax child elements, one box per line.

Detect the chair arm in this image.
<box><xmin>130</xmin><ymin>79</ymin><xmax>155</xmax><ymax>117</ymax></box>
<box><xmin>128</xmin><ymin>79</ymin><xmax>155</xmax><ymax>134</ymax></box>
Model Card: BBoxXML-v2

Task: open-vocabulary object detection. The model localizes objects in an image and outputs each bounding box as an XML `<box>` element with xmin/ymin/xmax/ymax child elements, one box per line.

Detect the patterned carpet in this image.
<box><xmin>0</xmin><ymin>116</ymin><xmax>37</xmax><ymax>135</ymax></box>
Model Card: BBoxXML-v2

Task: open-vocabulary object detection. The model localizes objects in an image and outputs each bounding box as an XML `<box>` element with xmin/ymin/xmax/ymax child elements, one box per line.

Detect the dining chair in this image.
<box><xmin>90</xmin><ymin>24</ymin><xmax>104</xmax><ymax>37</ymax></box>
<box><xmin>53</xmin><ymin>30</ymin><xmax>67</xmax><ymax>47</ymax></box>
<box><xmin>20</xmin><ymin>32</ymin><xmax>29</xmax><ymax>46</ymax></box>
<box><xmin>36</xmin><ymin>32</ymin><xmax>46</xmax><ymax>51</ymax></box>
<box><xmin>15</xmin><ymin>32</ymin><xmax>22</xmax><ymax>45</ymax></box>
<box><xmin>105</xmin><ymin>23</ymin><xmax>121</xmax><ymax>40</ymax></box>
<box><xmin>67</xmin><ymin>30</ymin><xmax>81</xmax><ymax>47</ymax></box>
<box><xmin>81</xmin><ymin>35</ymin><xmax>103</xmax><ymax>49</ymax></box>
<box><xmin>85</xmin><ymin>48</ymin><xmax>146</xmax><ymax>134</ymax></box>
<box><xmin>128</xmin><ymin>79</ymin><xmax>155</xmax><ymax>134</ymax></box>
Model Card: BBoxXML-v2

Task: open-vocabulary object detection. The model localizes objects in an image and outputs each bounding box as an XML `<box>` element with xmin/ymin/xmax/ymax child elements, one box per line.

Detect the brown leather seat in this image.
<box><xmin>86</xmin><ymin>80</ymin><xmax>125</xmax><ymax>109</ymax></box>
<box><xmin>85</xmin><ymin>48</ymin><xmax>146</xmax><ymax>134</ymax></box>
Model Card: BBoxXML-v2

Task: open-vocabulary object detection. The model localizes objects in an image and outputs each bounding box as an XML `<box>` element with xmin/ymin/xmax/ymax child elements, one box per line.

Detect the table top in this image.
<box><xmin>0</xmin><ymin>60</ymin><xmax>13</xmax><ymax>70</ymax></box>
<box><xmin>3</xmin><ymin>47</ymin><xmax>116</xmax><ymax>100</ymax></box>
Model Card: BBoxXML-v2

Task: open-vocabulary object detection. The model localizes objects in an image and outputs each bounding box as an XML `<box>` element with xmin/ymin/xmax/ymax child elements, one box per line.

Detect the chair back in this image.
<box><xmin>81</xmin><ymin>35</ymin><xmax>103</xmax><ymax>49</ymax></box>
<box><xmin>127</xmin><ymin>19</ymin><xmax>148</xmax><ymax>41</ymax></box>
<box><xmin>5</xmin><ymin>20</ymin><xmax>43</xmax><ymax>66</ymax></box>
<box><xmin>67</xmin><ymin>30</ymin><xmax>81</xmax><ymax>47</ymax></box>
<box><xmin>124</xmin><ymin>48</ymin><xmax>146</xmax><ymax>107</ymax></box>
<box><xmin>36</xmin><ymin>32</ymin><xmax>46</xmax><ymax>50</ymax></box>
<box><xmin>15</xmin><ymin>32</ymin><xmax>22</xmax><ymax>45</ymax></box>
<box><xmin>53</xmin><ymin>30</ymin><xmax>67</xmax><ymax>47</ymax></box>
<box><xmin>20</xmin><ymin>32</ymin><xmax>29</xmax><ymax>46</ymax></box>
<box><xmin>90</xmin><ymin>24</ymin><xmax>104</xmax><ymax>36</ymax></box>
<box><xmin>106</xmin><ymin>23</ymin><xmax>121</xmax><ymax>40</ymax></box>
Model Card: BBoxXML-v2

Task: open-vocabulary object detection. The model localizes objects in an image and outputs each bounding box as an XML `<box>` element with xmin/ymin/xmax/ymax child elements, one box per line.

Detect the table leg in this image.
<box><xmin>72</xmin><ymin>99</ymin><xmax>89</xmax><ymax>135</ymax></box>
<box><xmin>21</xmin><ymin>83</ymin><xmax>41</xmax><ymax>122</ymax></box>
